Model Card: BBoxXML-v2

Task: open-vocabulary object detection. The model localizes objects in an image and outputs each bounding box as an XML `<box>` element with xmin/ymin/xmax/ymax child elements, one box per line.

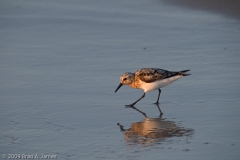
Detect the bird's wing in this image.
<box><xmin>135</xmin><ymin>68</ymin><xmax>179</xmax><ymax>83</ymax></box>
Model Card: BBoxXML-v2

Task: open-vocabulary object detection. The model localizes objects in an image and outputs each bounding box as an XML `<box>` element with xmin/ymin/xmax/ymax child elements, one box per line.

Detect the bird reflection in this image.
<box><xmin>118</xmin><ymin>117</ymin><xmax>194</xmax><ymax>146</ymax></box>
<box><xmin>125</xmin><ymin>103</ymin><xmax>163</xmax><ymax>118</ymax></box>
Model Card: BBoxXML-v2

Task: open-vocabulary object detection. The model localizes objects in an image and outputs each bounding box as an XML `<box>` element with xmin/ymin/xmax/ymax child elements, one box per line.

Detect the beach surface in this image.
<box><xmin>0</xmin><ymin>0</ymin><xmax>240</xmax><ymax>159</ymax></box>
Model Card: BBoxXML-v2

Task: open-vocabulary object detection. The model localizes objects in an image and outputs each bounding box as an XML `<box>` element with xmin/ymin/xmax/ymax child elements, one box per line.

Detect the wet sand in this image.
<box><xmin>0</xmin><ymin>0</ymin><xmax>240</xmax><ymax>159</ymax></box>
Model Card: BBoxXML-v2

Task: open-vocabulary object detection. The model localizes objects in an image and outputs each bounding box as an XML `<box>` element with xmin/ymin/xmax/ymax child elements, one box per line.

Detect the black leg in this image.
<box><xmin>154</xmin><ymin>89</ymin><xmax>161</xmax><ymax>104</ymax></box>
<box><xmin>126</xmin><ymin>92</ymin><xmax>145</xmax><ymax>107</ymax></box>
<box><xmin>154</xmin><ymin>103</ymin><xmax>163</xmax><ymax>117</ymax></box>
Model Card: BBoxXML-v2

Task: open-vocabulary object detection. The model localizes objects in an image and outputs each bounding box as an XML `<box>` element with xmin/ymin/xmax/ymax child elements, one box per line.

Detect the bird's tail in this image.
<box><xmin>179</xmin><ymin>70</ymin><xmax>191</xmax><ymax>76</ymax></box>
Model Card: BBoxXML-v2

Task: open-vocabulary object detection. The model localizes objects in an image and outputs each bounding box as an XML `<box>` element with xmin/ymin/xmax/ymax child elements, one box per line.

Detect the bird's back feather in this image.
<box><xmin>135</xmin><ymin>68</ymin><xmax>188</xmax><ymax>83</ymax></box>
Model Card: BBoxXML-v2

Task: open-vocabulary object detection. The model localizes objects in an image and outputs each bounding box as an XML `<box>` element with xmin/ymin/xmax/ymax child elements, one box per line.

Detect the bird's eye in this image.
<box><xmin>123</xmin><ymin>78</ymin><xmax>127</xmax><ymax>81</ymax></box>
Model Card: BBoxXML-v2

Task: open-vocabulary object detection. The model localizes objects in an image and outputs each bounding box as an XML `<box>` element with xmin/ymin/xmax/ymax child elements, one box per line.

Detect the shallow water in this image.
<box><xmin>1</xmin><ymin>0</ymin><xmax>240</xmax><ymax>160</ymax></box>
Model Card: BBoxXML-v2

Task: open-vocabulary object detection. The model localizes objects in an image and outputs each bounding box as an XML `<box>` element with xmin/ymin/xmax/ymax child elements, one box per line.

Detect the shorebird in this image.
<box><xmin>115</xmin><ymin>68</ymin><xmax>190</xmax><ymax>107</ymax></box>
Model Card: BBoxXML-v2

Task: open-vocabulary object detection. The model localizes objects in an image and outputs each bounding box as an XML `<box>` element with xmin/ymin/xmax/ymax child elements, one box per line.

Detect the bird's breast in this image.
<box><xmin>129</xmin><ymin>78</ymin><xmax>142</xmax><ymax>89</ymax></box>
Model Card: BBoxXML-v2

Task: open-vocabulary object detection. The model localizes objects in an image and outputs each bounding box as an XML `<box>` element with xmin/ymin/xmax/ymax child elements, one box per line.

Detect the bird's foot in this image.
<box><xmin>125</xmin><ymin>104</ymin><xmax>135</xmax><ymax>108</ymax></box>
<box><xmin>153</xmin><ymin>102</ymin><xmax>160</xmax><ymax>105</ymax></box>
<box><xmin>153</xmin><ymin>103</ymin><xmax>164</xmax><ymax>117</ymax></box>
<box><xmin>159</xmin><ymin>112</ymin><xmax>163</xmax><ymax>117</ymax></box>
<box><xmin>142</xmin><ymin>112</ymin><xmax>148</xmax><ymax>118</ymax></box>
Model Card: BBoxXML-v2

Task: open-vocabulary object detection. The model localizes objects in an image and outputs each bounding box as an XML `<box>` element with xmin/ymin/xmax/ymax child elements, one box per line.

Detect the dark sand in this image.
<box><xmin>162</xmin><ymin>0</ymin><xmax>240</xmax><ymax>20</ymax></box>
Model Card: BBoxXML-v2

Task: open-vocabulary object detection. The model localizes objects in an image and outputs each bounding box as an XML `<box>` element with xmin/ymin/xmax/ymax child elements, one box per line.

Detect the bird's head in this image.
<box><xmin>115</xmin><ymin>72</ymin><xmax>134</xmax><ymax>93</ymax></box>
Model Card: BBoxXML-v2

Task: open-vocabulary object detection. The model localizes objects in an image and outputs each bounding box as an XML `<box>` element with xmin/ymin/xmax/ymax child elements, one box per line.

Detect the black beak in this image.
<box><xmin>115</xmin><ymin>83</ymin><xmax>123</xmax><ymax>93</ymax></box>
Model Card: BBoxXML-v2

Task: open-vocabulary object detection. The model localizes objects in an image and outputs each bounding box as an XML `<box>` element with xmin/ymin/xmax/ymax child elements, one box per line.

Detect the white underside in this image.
<box><xmin>141</xmin><ymin>75</ymin><xmax>183</xmax><ymax>92</ymax></box>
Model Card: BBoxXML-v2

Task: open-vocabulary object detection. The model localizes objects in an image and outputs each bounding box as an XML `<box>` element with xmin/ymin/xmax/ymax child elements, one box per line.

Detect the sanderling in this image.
<box><xmin>115</xmin><ymin>68</ymin><xmax>190</xmax><ymax>107</ymax></box>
